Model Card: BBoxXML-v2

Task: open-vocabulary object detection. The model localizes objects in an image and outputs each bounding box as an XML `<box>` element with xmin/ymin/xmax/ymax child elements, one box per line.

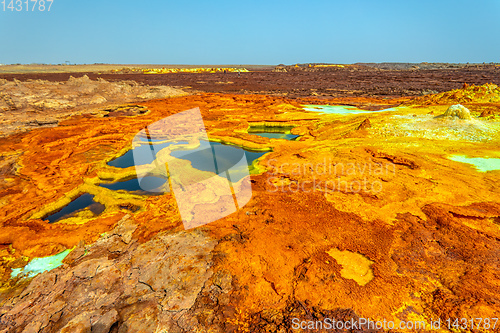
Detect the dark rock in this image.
<box><xmin>356</xmin><ymin>118</ymin><xmax>371</xmax><ymax>130</ymax></box>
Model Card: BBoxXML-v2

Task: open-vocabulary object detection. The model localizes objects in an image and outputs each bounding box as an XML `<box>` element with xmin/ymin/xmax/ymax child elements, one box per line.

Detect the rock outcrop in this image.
<box><xmin>435</xmin><ymin>104</ymin><xmax>472</xmax><ymax>120</ymax></box>
<box><xmin>0</xmin><ymin>76</ymin><xmax>187</xmax><ymax>137</ymax></box>
<box><xmin>0</xmin><ymin>216</ymin><xmax>228</xmax><ymax>333</ymax></box>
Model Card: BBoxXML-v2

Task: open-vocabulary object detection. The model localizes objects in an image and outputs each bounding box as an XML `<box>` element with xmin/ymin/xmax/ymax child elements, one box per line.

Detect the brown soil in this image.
<box><xmin>1</xmin><ymin>66</ymin><xmax>499</xmax><ymax>99</ymax></box>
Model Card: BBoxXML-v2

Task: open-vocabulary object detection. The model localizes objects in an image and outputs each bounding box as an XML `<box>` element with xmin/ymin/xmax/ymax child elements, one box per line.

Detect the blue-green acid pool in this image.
<box><xmin>11</xmin><ymin>249</ymin><xmax>72</xmax><ymax>279</ymax></box>
<box><xmin>250</xmin><ymin>132</ymin><xmax>299</xmax><ymax>140</ymax></box>
<box><xmin>107</xmin><ymin>141</ymin><xmax>188</xmax><ymax>168</ymax></box>
<box><xmin>448</xmin><ymin>155</ymin><xmax>500</xmax><ymax>172</ymax></box>
<box><xmin>171</xmin><ymin>140</ymin><xmax>266</xmax><ymax>182</ymax></box>
<box><xmin>303</xmin><ymin>105</ymin><xmax>396</xmax><ymax>115</ymax></box>
<box><xmin>248</xmin><ymin>125</ymin><xmax>299</xmax><ymax>140</ymax></box>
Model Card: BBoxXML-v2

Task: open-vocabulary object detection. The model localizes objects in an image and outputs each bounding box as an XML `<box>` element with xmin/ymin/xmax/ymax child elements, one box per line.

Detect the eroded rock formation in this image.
<box><xmin>0</xmin><ymin>76</ymin><xmax>187</xmax><ymax>137</ymax></box>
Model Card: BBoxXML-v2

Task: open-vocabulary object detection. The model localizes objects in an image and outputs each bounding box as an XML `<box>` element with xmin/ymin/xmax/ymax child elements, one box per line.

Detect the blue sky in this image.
<box><xmin>1</xmin><ymin>0</ymin><xmax>499</xmax><ymax>64</ymax></box>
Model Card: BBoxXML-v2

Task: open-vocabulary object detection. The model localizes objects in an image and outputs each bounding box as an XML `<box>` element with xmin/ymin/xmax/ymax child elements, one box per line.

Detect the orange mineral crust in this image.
<box><xmin>0</xmin><ymin>87</ymin><xmax>499</xmax><ymax>331</ymax></box>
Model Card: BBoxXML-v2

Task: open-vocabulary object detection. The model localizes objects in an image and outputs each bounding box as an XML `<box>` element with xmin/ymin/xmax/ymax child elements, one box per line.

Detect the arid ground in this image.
<box><xmin>0</xmin><ymin>64</ymin><xmax>499</xmax><ymax>332</ymax></box>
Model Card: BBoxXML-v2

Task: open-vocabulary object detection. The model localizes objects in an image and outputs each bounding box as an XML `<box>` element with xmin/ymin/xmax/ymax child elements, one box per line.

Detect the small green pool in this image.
<box><xmin>99</xmin><ymin>176</ymin><xmax>169</xmax><ymax>193</ymax></box>
<box><xmin>11</xmin><ymin>249</ymin><xmax>72</xmax><ymax>279</ymax></box>
<box><xmin>250</xmin><ymin>132</ymin><xmax>299</xmax><ymax>140</ymax></box>
<box><xmin>448</xmin><ymin>155</ymin><xmax>500</xmax><ymax>172</ymax></box>
<box><xmin>248</xmin><ymin>125</ymin><xmax>299</xmax><ymax>140</ymax></box>
<box><xmin>303</xmin><ymin>105</ymin><xmax>396</xmax><ymax>115</ymax></box>
<box><xmin>108</xmin><ymin>141</ymin><xmax>189</xmax><ymax>169</ymax></box>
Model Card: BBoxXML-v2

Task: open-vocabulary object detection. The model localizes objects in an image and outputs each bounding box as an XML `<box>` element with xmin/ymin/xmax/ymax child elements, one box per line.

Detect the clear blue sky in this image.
<box><xmin>1</xmin><ymin>0</ymin><xmax>499</xmax><ymax>64</ymax></box>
